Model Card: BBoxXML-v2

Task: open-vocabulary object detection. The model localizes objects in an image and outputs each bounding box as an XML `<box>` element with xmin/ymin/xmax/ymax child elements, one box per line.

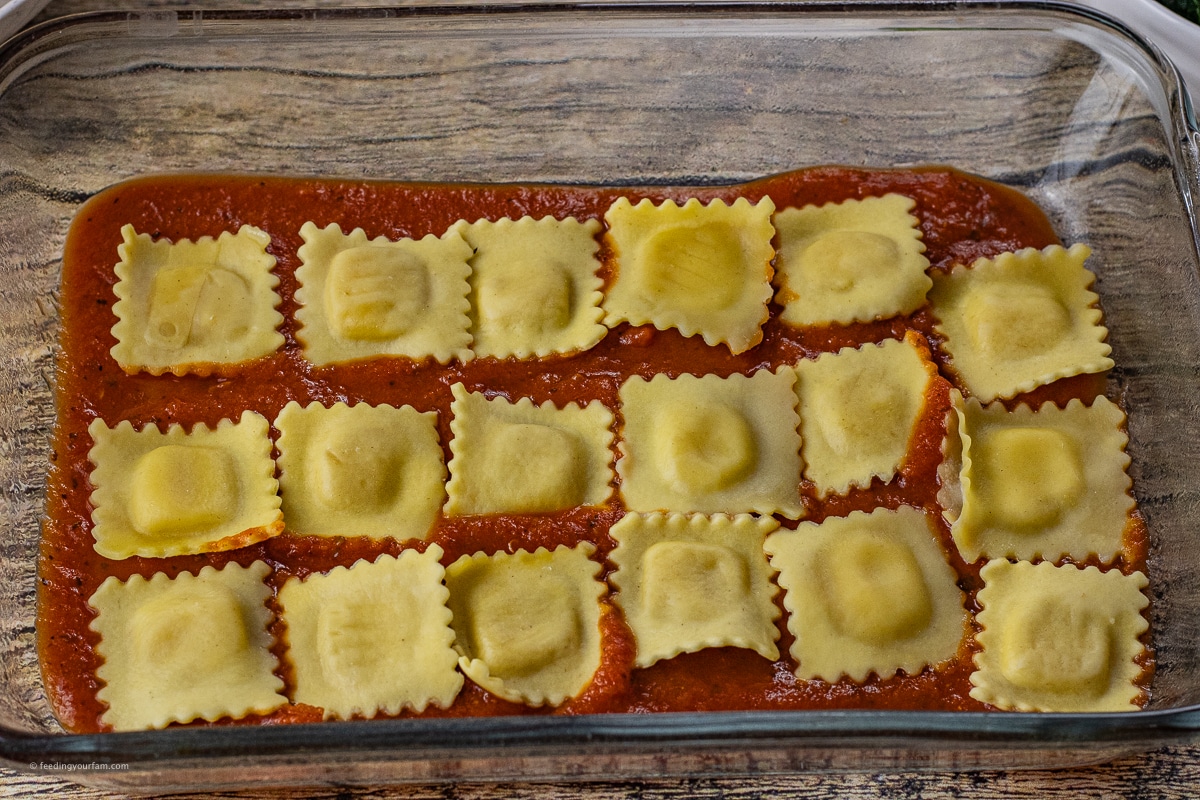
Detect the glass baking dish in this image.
<box><xmin>0</xmin><ymin>0</ymin><xmax>1199</xmax><ymax>791</ymax></box>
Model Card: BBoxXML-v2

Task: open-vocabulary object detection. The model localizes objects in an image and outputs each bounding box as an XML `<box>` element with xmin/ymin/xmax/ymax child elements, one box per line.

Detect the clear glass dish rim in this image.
<box><xmin>1</xmin><ymin>0</ymin><xmax>1196</xmax><ymax>124</ymax></box>
<box><xmin>1</xmin><ymin>0</ymin><xmax>1198</xmax><ymax>765</ymax></box>
<box><xmin>5</xmin><ymin>706</ymin><xmax>1200</xmax><ymax>764</ymax></box>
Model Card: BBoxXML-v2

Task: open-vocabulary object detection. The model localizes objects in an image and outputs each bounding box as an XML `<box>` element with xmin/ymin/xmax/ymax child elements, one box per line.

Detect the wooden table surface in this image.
<box><xmin>5</xmin><ymin>0</ymin><xmax>1200</xmax><ymax>797</ymax></box>
<box><xmin>4</xmin><ymin>748</ymin><xmax>1200</xmax><ymax>799</ymax></box>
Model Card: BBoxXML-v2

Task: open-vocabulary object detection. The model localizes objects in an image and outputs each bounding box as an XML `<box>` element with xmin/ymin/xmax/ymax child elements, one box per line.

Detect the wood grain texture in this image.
<box><xmin>6</xmin><ymin>743</ymin><xmax>1200</xmax><ymax>799</ymax></box>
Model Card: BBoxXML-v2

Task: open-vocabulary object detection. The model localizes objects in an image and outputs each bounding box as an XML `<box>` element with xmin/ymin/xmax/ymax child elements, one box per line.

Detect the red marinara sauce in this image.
<box><xmin>39</xmin><ymin>166</ymin><xmax>1151</xmax><ymax>733</ymax></box>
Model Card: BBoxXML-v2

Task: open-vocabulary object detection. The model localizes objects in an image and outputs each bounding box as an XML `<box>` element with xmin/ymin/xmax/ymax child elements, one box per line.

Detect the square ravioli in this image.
<box><xmin>602</xmin><ymin>196</ymin><xmax>776</xmax><ymax>354</ymax></box>
<box><xmin>451</xmin><ymin>215</ymin><xmax>605</xmax><ymax>358</ymax></box>
<box><xmin>444</xmin><ymin>383</ymin><xmax>615</xmax><ymax>516</ymax></box>
<box><xmin>87</xmin><ymin>411</ymin><xmax>283</xmax><ymax>559</ymax></box>
<box><xmin>929</xmin><ymin>243</ymin><xmax>1114</xmax><ymax>401</ymax></box>
<box><xmin>971</xmin><ymin>559</ymin><xmax>1148</xmax><ymax>712</ymax></box>
<box><xmin>277</xmin><ymin>546</ymin><xmax>462</xmax><ymax>719</ymax></box>
<box><xmin>110</xmin><ymin>224</ymin><xmax>284</xmax><ymax>376</ymax></box>
<box><xmin>608</xmin><ymin>512</ymin><xmax>780</xmax><ymax>667</ymax></box>
<box><xmin>445</xmin><ymin>544</ymin><xmax>605</xmax><ymax>707</ymax></box>
<box><xmin>89</xmin><ymin>560</ymin><xmax>286</xmax><ymax>731</ymax></box>
<box><xmin>294</xmin><ymin>222</ymin><xmax>473</xmax><ymax>365</ymax></box>
<box><xmin>275</xmin><ymin>400</ymin><xmax>445</xmax><ymax>541</ymax></box>
<box><xmin>773</xmin><ymin>193</ymin><xmax>930</xmax><ymax>326</ymax></box>
<box><xmin>765</xmin><ymin>506</ymin><xmax>967</xmax><ymax>683</ymax></box>
<box><xmin>793</xmin><ymin>334</ymin><xmax>937</xmax><ymax>497</ymax></box>
<box><xmin>940</xmin><ymin>393</ymin><xmax>1134</xmax><ymax>563</ymax></box>
<box><xmin>618</xmin><ymin>368</ymin><xmax>804</xmax><ymax>519</ymax></box>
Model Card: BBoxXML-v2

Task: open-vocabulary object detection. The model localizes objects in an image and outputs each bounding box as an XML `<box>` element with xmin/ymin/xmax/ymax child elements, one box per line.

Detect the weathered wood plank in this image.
<box><xmin>6</xmin><ymin>743</ymin><xmax>1200</xmax><ymax>798</ymax></box>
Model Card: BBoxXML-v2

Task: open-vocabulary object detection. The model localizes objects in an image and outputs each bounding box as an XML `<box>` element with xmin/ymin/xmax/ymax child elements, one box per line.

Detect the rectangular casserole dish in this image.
<box><xmin>1</xmin><ymin>0</ymin><xmax>1199</xmax><ymax>791</ymax></box>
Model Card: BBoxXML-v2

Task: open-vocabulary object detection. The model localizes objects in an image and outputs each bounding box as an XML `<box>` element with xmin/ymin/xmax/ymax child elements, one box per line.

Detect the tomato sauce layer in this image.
<box><xmin>39</xmin><ymin>167</ymin><xmax>1148</xmax><ymax>733</ymax></box>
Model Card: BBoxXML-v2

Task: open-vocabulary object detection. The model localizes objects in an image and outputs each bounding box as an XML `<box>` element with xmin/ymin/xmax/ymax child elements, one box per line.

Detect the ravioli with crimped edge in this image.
<box><xmin>451</xmin><ymin>215</ymin><xmax>606</xmax><ymax>359</ymax></box>
<box><xmin>110</xmin><ymin>224</ymin><xmax>284</xmax><ymax>375</ymax></box>
<box><xmin>971</xmin><ymin>559</ymin><xmax>1149</xmax><ymax>712</ymax></box>
<box><xmin>444</xmin><ymin>544</ymin><xmax>606</xmax><ymax>707</ymax></box>
<box><xmin>765</xmin><ymin>506</ymin><xmax>968</xmax><ymax>683</ymax></box>
<box><xmin>773</xmin><ymin>193</ymin><xmax>930</xmax><ymax>326</ymax></box>
<box><xmin>89</xmin><ymin>560</ymin><xmax>286</xmax><ymax>731</ymax></box>
<box><xmin>929</xmin><ymin>243</ymin><xmax>1114</xmax><ymax>402</ymax></box>
<box><xmin>294</xmin><ymin>221</ymin><xmax>473</xmax><ymax>365</ymax></box>
<box><xmin>278</xmin><ymin>547</ymin><xmax>462</xmax><ymax>719</ymax></box>
<box><xmin>274</xmin><ymin>400</ymin><xmax>446</xmax><ymax>541</ymax></box>
<box><xmin>939</xmin><ymin>392</ymin><xmax>1134</xmax><ymax>563</ymax></box>
<box><xmin>609</xmin><ymin>512</ymin><xmax>781</xmax><ymax>668</ymax></box>
<box><xmin>86</xmin><ymin>411</ymin><xmax>283</xmax><ymax>559</ymax></box>
<box><xmin>793</xmin><ymin>333</ymin><xmax>939</xmax><ymax>497</ymax></box>
<box><xmin>443</xmin><ymin>383</ymin><xmax>615</xmax><ymax>516</ymax></box>
<box><xmin>602</xmin><ymin>195</ymin><xmax>776</xmax><ymax>354</ymax></box>
<box><xmin>617</xmin><ymin>368</ymin><xmax>805</xmax><ymax>518</ymax></box>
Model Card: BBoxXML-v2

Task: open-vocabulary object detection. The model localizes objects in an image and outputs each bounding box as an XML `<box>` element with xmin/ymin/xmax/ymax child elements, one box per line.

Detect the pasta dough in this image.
<box><xmin>444</xmin><ymin>383</ymin><xmax>614</xmax><ymax>516</ymax></box>
<box><xmin>941</xmin><ymin>393</ymin><xmax>1134</xmax><ymax>563</ymax></box>
<box><xmin>608</xmin><ymin>512</ymin><xmax>780</xmax><ymax>667</ymax></box>
<box><xmin>451</xmin><ymin>215</ymin><xmax>605</xmax><ymax>358</ymax></box>
<box><xmin>765</xmin><ymin>506</ymin><xmax>967</xmax><ymax>682</ymax></box>
<box><xmin>793</xmin><ymin>334</ymin><xmax>937</xmax><ymax>496</ymax></box>
<box><xmin>774</xmin><ymin>194</ymin><xmax>930</xmax><ymax>326</ymax></box>
<box><xmin>274</xmin><ymin>401</ymin><xmax>445</xmax><ymax>541</ymax></box>
<box><xmin>278</xmin><ymin>547</ymin><xmax>462</xmax><ymax>719</ymax></box>
<box><xmin>445</xmin><ymin>544</ymin><xmax>606</xmax><ymax>706</ymax></box>
<box><xmin>971</xmin><ymin>559</ymin><xmax>1148</xmax><ymax>712</ymax></box>
<box><xmin>110</xmin><ymin>224</ymin><xmax>284</xmax><ymax>375</ymax></box>
<box><xmin>295</xmin><ymin>222</ymin><xmax>473</xmax><ymax>365</ymax></box>
<box><xmin>89</xmin><ymin>560</ymin><xmax>285</xmax><ymax>731</ymax></box>
<box><xmin>87</xmin><ymin>411</ymin><xmax>283</xmax><ymax>559</ymax></box>
<box><xmin>602</xmin><ymin>196</ymin><xmax>776</xmax><ymax>354</ymax></box>
<box><xmin>618</xmin><ymin>368</ymin><xmax>805</xmax><ymax>518</ymax></box>
<box><xmin>929</xmin><ymin>244</ymin><xmax>1114</xmax><ymax>401</ymax></box>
